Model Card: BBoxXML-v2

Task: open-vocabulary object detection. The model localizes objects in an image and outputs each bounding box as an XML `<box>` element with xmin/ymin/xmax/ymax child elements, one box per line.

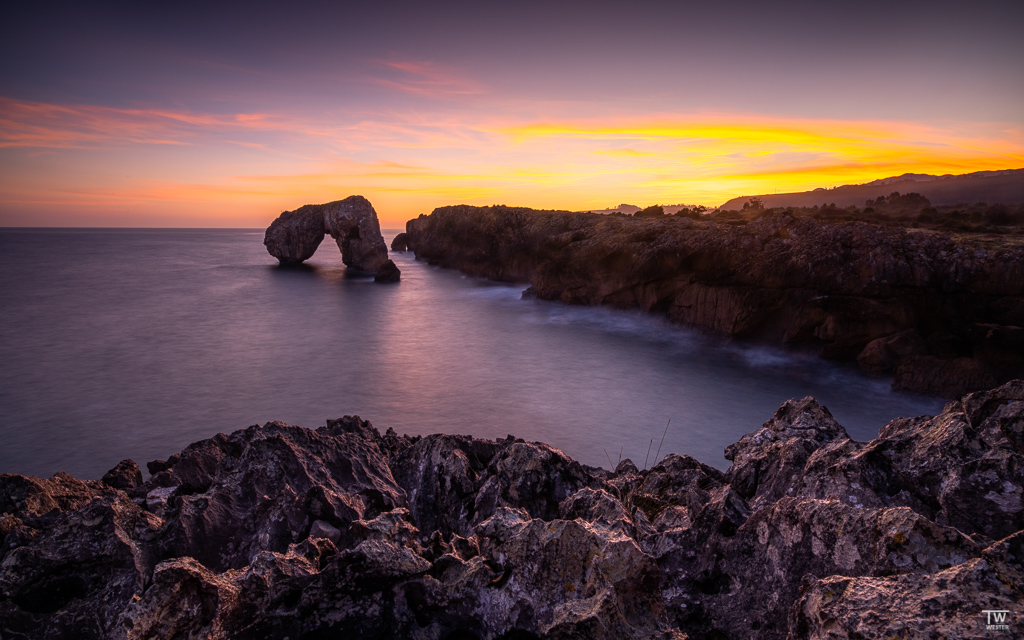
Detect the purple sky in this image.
<box><xmin>2</xmin><ymin>0</ymin><xmax>1022</xmax><ymax>226</ymax></box>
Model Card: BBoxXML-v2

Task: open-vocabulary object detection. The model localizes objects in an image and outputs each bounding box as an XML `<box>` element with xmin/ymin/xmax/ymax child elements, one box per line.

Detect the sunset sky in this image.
<box><xmin>2</xmin><ymin>0</ymin><xmax>1022</xmax><ymax>227</ymax></box>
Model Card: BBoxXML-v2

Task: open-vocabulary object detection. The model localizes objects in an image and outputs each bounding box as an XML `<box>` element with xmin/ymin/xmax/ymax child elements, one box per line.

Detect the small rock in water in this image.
<box><xmin>391</xmin><ymin>232</ymin><xmax>409</xmax><ymax>252</ymax></box>
<box><xmin>374</xmin><ymin>259</ymin><xmax>401</xmax><ymax>282</ymax></box>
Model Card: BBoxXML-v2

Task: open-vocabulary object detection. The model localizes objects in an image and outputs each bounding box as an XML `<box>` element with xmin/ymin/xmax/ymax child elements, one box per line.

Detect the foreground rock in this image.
<box><xmin>2</xmin><ymin>382</ymin><xmax>1023</xmax><ymax>638</ymax></box>
<box><xmin>264</xmin><ymin>195</ymin><xmax>396</xmax><ymax>279</ymax></box>
<box><xmin>406</xmin><ymin>206</ymin><xmax>1024</xmax><ymax>397</ymax></box>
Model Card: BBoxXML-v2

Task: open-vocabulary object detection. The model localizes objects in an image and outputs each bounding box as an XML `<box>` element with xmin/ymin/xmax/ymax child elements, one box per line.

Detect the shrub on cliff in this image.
<box><xmin>742</xmin><ymin>197</ymin><xmax>765</xmax><ymax>211</ymax></box>
<box><xmin>634</xmin><ymin>204</ymin><xmax>665</xmax><ymax>218</ymax></box>
<box><xmin>981</xmin><ymin>203</ymin><xmax>1024</xmax><ymax>226</ymax></box>
<box><xmin>674</xmin><ymin>205</ymin><xmax>707</xmax><ymax>219</ymax></box>
<box><xmin>867</xmin><ymin>191</ymin><xmax>931</xmax><ymax>215</ymax></box>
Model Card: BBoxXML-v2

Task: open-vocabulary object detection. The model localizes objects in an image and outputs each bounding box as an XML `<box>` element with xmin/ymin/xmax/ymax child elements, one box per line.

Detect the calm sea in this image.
<box><xmin>0</xmin><ymin>228</ymin><xmax>943</xmax><ymax>480</ymax></box>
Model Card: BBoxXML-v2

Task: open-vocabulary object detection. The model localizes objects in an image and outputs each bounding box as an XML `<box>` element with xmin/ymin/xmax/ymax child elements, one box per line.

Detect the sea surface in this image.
<box><xmin>0</xmin><ymin>228</ymin><xmax>944</xmax><ymax>480</ymax></box>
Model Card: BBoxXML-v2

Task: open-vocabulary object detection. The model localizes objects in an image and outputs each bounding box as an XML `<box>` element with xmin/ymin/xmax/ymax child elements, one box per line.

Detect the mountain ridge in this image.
<box><xmin>719</xmin><ymin>167</ymin><xmax>1024</xmax><ymax>210</ymax></box>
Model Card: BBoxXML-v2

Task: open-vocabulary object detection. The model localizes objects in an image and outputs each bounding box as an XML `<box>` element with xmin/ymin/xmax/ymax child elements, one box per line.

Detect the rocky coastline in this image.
<box><xmin>2</xmin><ymin>382</ymin><xmax>1022</xmax><ymax>639</ymax></box>
<box><xmin>404</xmin><ymin>206</ymin><xmax>1024</xmax><ymax>398</ymax></box>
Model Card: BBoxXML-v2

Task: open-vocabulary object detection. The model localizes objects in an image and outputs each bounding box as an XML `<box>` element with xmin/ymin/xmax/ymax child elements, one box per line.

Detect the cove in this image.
<box><xmin>0</xmin><ymin>228</ymin><xmax>943</xmax><ymax>479</ymax></box>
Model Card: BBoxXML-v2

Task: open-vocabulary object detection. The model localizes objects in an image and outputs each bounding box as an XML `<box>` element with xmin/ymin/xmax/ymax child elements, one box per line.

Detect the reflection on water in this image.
<box><xmin>0</xmin><ymin>228</ymin><xmax>944</xmax><ymax>479</ymax></box>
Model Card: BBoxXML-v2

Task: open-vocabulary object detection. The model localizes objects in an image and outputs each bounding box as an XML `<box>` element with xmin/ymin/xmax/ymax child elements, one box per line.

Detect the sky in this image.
<box><xmin>2</xmin><ymin>0</ymin><xmax>1022</xmax><ymax>227</ymax></box>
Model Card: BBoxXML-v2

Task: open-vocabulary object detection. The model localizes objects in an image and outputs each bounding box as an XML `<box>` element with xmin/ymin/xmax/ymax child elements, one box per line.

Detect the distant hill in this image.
<box><xmin>582</xmin><ymin>203</ymin><xmax>702</xmax><ymax>215</ymax></box>
<box><xmin>719</xmin><ymin>168</ymin><xmax>1024</xmax><ymax>210</ymax></box>
<box><xmin>581</xmin><ymin>204</ymin><xmax>641</xmax><ymax>214</ymax></box>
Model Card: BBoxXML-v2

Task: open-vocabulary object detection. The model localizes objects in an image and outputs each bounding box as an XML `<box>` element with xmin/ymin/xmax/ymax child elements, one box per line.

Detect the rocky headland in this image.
<box><xmin>1</xmin><ymin>382</ymin><xmax>1022</xmax><ymax>639</ymax></box>
<box><xmin>264</xmin><ymin>195</ymin><xmax>399</xmax><ymax>280</ymax></box>
<box><xmin>405</xmin><ymin>206</ymin><xmax>1024</xmax><ymax>397</ymax></box>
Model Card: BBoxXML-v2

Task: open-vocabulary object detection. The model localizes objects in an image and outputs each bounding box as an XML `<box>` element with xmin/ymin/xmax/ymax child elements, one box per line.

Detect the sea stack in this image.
<box><xmin>264</xmin><ymin>196</ymin><xmax>397</xmax><ymax>279</ymax></box>
<box><xmin>390</xmin><ymin>232</ymin><xmax>409</xmax><ymax>252</ymax></box>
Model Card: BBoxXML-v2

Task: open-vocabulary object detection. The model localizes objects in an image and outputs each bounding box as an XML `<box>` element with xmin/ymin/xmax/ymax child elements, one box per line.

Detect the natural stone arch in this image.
<box><xmin>264</xmin><ymin>195</ymin><xmax>397</xmax><ymax>279</ymax></box>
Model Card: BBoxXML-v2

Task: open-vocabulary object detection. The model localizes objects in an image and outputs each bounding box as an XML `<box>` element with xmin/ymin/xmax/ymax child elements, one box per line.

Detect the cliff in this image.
<box><xmin>406</xmin><ymin>206</ymin><xmax>1024</xmax><ymax>397</ymax></box>
<box><xmin>1</xmin><ymin>382</ymin><xmax>1022</xmax><ymax>638</ymax></box>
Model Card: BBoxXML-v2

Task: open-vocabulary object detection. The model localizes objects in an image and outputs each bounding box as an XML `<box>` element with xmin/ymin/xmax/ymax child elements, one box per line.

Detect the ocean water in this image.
<box><xmin>0</xmin><ymin>228</ymin><xmax>944</xmax><ymax>480</ymax></box>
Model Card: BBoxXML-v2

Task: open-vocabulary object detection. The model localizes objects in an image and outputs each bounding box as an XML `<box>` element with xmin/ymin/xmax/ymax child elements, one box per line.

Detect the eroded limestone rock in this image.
<box><xmin>321</xmin><ymin>196</ymin><xmax>389</xmax><ymax>273</ymax></box>
<box><xmin>262</xmin><ymin>205</ymin><xmax>326</xmax><ymax>265</ymax></box>
<box><xmin>101</xmin><ymin>459</ymin><xmax>143</xmax><ymax>490</ymax></box>
<box><xmin>789</xmin><ymin>531</ymin><xmax>1024</xmax><ymax>639</ymax></box>
<box><xmin>263</xmin><ymin>196</ymin><xmax>396</xmax><ymax>279</ymax></box>
<box><xmin>1</xmin><ymin>382</ymin><xmax>1022</xmax><ymax>639</ymax></box>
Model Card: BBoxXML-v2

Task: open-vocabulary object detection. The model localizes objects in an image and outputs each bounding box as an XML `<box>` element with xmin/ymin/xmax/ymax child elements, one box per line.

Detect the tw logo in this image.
<box><xmin>983</xmin><ymin>610</ymin><xmax>1011</xmax><ymax>631</ymax></box>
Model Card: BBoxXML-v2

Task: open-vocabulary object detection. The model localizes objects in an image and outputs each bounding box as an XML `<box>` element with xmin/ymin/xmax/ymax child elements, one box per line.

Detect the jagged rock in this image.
<box><xmin>155</xmin><ymin>416</ymin><xmax>406</xmax><ymax>571</ymax></box>
<box><xmin>308</xmin><ymin>519</ymin><xmax>341</xmax><ymax>544</ymax></box>
<box><xmin>964</xmin><ymin>379</ymin><xmax>1024</xmax><ymax>454</ymax></box>
<box><xmin>101</xmin><ymin>459</ymin><xmax>143</xmax><ymax>490</ymax></box>
<box><xmin>619</xmin><ymin>453</ymin><xmax>727</xmax><ymax>540</ymax></box>
<box><xmin>391</xmin><ymin>232</ymin><xmax>409</xmax><ymax>251</ymax></box>
<box><xmin>263</xmin><ymin>196</ymin><xmax>390</xmax><ymax>273</ymax></box>
<box><xmin>2</xmin><ymin>385</ymin><xmax>1023</xmax><ymax>639</ymax></box>
<box><xmin>787</xmin><ymin>380</ymin><xmax>1024</xmax><ymax>540</ymax></box>
<box><xmin>388</xmin><ymin>434</ymin><xmax>502</xmax><ymax>539</ymax></box>
<box><xmin>469</xmin><ymin>509</ymin><xmax>666</xmax><ymax>638</ymax></box>
<box><xmin>120</xmin><ymin>556</ymin><xmax>238</xmax><ymax>640</ymax></box>
<box><xmin>145</xmin><ymin>454</ymin><xmax>179</xmax><ymax>476</ymax></box>
<box><xmin>724</xmin><ymin>396</ymin><xmax>848</xmax><ymax>509</ymax></box>
<box><xmin>144</xmin><ymin>485</ymin><xmax>176</xmax><ymax>516</ymax></box>
<box><xmin>0</xmin><ymin>494</ymin><xmax>161</xmax><ymax>639</ymax></box>
<box><xmin>789</xmin><ymin>530</ymin><xmax>1024</xmax><ymax>639</ymax></box>
<box><xmin>653</xmin><ymin>496</ymin><xmax>981</xmax><ymax>639</ymax></box>
<box><xmin>0</xmin><ymin>471</ymin><xmax>114</xmax><ymax>520</ymax></box>
<box><xmin>406</xmin><ymin>206</ymin><xmax>1024</xmax><ymax>397</ymax></box>
<box><xmin>472</xmin><ymin>440</ymin><xmax>607</xmax><ymax>524</ymax></box>
<box><xmin>387</xmin><ymin>433</ymin><xmax>605</xmax><ymax>541</ymax></box>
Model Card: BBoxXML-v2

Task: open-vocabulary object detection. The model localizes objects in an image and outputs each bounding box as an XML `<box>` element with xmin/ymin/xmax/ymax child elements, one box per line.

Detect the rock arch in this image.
<box><xmin>263</xmin><ymin>196</ymin><xmax>398</xmax><ymax>279</ymax></box>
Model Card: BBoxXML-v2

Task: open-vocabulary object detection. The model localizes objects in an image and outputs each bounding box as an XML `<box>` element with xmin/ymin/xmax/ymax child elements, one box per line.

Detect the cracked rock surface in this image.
<box><xmin>2</xmin><ymin>382</ymin><xmax>1023</xmax><ymax>638</ymax></box>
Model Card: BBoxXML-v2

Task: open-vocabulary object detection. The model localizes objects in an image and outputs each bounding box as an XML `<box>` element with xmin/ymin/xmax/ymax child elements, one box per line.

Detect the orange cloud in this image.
<box><xmin>2</xmin><ymin>96</ymin><xmax>1022</xmax><ymax>226</ymax></box>
<box><xmin>0</xmin><ymin>97</ymin><xmax>289</xmax><ymax>149</ymax></box>
<box><xmin>494</xmin><ymin>116</ymin><xmax>1024</xmax><ymax>203</ymax></box>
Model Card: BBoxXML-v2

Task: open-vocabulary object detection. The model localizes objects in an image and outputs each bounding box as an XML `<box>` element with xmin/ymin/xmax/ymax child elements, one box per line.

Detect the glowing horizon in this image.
<box><xmin>2</xmin><ymin>95</ymin><xmax>1021</xmax><ymax>227</ymax></box>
